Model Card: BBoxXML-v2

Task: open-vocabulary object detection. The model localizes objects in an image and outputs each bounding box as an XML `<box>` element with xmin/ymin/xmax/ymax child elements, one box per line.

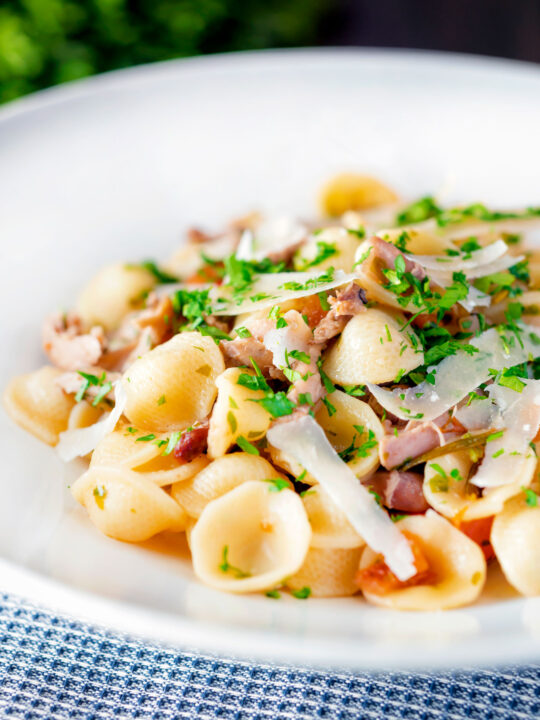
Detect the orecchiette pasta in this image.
<box><xmin>207</xmin><ymin>368</ymin><xmax>271</xmax><ymax>458</ymax></box>
<box><xmin>359</xmin><ymin>512</ymin><xmax>486</xmax><ymax>610</ymax></box>
<box><xmin>491</xmin><ymin>492</ymin><xmax>540</xmax><ymax>596</ymax></box>
<box><xmin>190</xmin><ymin>480</ymin><xmax>311</xmax><ymax>593</ymax></box>
<box><xmin>72</xmin><ymin>466</ymin><xmax>187</xmax><ymax>542</ymax></box>
<box><xmin>322</xmin><ymin>307</ymin><xmax>423</xmax><ymax>385</ymax></box>
<box><xmin>319</xmin><ymin>173</ymin><xmax>398</xmax><ymax>217</ymax></box>
<box><xmin>302</xmin><ymin>484</ymin><xmax>364</xmax><ymax>549</ymax></box>
<box><xmin>3</xmin><ymin>366</ymin><xmax>75</xmax><ymax>446</ymax></box>
<box><xmin>287</xmin><ymin>546</ymin><xmax>363</xmax><ymax>597</ymax></box>
<box><xmin>171</xmin><ymin>452</ymin><xmax>287</xmax><ymax>518</ymax></box>
<box><xmin>314</xmin><ymin>390</ymin><xmax>383</xmax><ymax>479</ymax></box>
<box><xmin>77</xmin><ymin>263</ymin><xmax>156</xmax><ymax>331</ymax></box>
<box><xmin>7</xmin><ymin>174</ymin><xmax>540</xmax><ymax>608</ymax></box>
<box><xmin>122</xmin><ymin>332</ymin><xmax>224</xmax><ymax>432</ymax></box>
<box><xmin>294</xmin><ymin>227</ymin><xmax>361</xmax><ymax>273</ymax></box>
<box><xmin>423</xmin><ymin>451</ymin><xmax>536</xmax><ymax>522</ymax></box>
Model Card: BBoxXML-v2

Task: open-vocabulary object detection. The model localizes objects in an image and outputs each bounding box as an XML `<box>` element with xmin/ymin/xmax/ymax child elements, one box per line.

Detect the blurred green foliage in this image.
<box><xmin>0</xmin><ymin>0</ymin><xmax>329</xmax><ymax>103</ymax></box>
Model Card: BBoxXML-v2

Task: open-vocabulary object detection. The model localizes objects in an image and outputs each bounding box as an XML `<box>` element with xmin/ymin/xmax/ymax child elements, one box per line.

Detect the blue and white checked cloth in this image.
<box><xmin>0</xmin><ymin>592</ymin><xmax>539</xmax><ymax>719</ymax></box>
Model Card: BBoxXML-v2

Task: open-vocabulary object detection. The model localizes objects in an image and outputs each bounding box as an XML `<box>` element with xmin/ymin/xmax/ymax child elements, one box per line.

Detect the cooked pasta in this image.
<box><xmin>4</xmin><ymin>173</ymin><xmax>540</xmax><ymax>609</ymax></box>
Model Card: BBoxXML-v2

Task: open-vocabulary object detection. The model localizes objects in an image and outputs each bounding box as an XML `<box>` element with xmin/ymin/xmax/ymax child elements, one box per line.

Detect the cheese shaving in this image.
<box><xmin>236</xmin><ymin>216</ymin><xmax>306</xmax><ymax>262</ymax></box>
<box><xmin>367</xmin><ymin>325</ymin><xmax>540</xmax><ymax>422</ymax></box>
<box><xmin>267</xmin><ymin>415</ymin><xmax>417</xmax><ymax>581</ymax></box>
<box><xmin>57</xmin><ymin>382</ymin><xmax>126</xmax><ymax>461</ymax></box>
<box><xmin>211</xmin><ymin>269</ymin><xmax>355</xmax><ymax>315</ymax></box>
<box><xmin>470</xmin><ymin>380</ymin><xmax>540</xmax><ymax>488</ymax></box>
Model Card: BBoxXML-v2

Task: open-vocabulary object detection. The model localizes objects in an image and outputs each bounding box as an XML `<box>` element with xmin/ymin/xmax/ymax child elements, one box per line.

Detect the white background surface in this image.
<box><xmin>1</xmin><ymin>49</ymin><xmax>540</xmax><ymax>670</ymax></box>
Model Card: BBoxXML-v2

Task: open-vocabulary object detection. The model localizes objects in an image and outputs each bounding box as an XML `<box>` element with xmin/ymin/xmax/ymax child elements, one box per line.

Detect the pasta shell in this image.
<box><xmin>294</xmin><ymin>227</ymin><xmax>360</xmax><ymax>273</ymax></box>
<box><xmin>359</xmin><ymin>511</ymin><xmax>487</xmax><ymax>610</ymax></box>
<box><xmin>71</xmin><ymin>466</ymin><xmax>187</xmax><ymax>542</ymax></box>
<box><xmin>354</xmin><ymin>238</ymin><xmax>417</xmax><ymax>311</ymax></box>
<box><xmin>315</xmin><ymin>390</ymin><xmax>383</xmax><ymax>479</ymax></box>
<box><xmin>424</xmin><ymin>451</ymin><xmax>537</xmax><ymax>521</ymax></box>
<box><xmin>320</xmin><ymin>173</ymin><xmax>398</xmax><ymax>217</ymax></box>
<box><xmin>302</xmin><ymin>484</ymin><xmax>364</xmax><ymax>549</ymax></box>
<box><xmin>379</xmin><ymin>228</ymin><xmax>458</xmax><ymax>255</ymax></box>
<box><xmin>287</xmin><ymin>546</ymin><xmax>363</xmax><ymax>597</ymax></box>
<box><xmin>491</xmin><ymin>492</ymin><xmax>540</xmax><ymax>596</ymax></box>
<box><xmin>207</xmin><ymin>368</ymin><xmax>271</xmax><ymax>458</ymax></box>
<box><xmin>190</xmin><ymin>480</ymin><xmax>311</xmax><ymax>593</ymax></box>
<box><xmin>266</xmin><ymin>445</ymin><xmax>317</xmax><ymax>486</ymax></box>
<box><xmin>322</xmin><ymin>308</ymin><xmax>423</xmax><ymax>385</ymax></box>
<box><xmin>68</xmin><ymin>400</ymin><xmax>103</xmax><ymax>431</ymax></box>
<box><xmin>91</xmin><ymin>422</ymin><xmax>208</xmax><ymax>486</ymax></box>
<box><xmin>121</xmin><ymin>332</ymin><xmax>224</xmax><ymax>432</ymax></box>
<box><xmin>171</xmin><ymin>452</ymin><xmax>286</xmax><ymax>518</ymax></box>
<box><xmin>3</xmin><ymin>366</ymin><xmax>75</xmax><ymax>446</ymax></box>
<box><xmin>77</xmin><ymin>263</ymin><xmax>156</xmax><ymax>331</ymax></box>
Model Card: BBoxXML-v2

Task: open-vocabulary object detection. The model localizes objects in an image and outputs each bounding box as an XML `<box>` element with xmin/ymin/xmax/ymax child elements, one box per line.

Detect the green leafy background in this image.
<box><xmin>0</xmin><ymin>0</ymin><xmax>329</xmax><ymax>103</ymax></box>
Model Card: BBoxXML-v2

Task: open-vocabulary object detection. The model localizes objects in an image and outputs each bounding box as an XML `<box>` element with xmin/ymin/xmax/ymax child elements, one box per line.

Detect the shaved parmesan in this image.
<box><xmin>236</xmin><ymin>216</ymin><xmax>306</xmax><ymax>262</ymax></box>
<box><xmin>263</xmin><ymin>311</ymin><xmax>312</xmax><ymax>369</ymax></box>
<box><xmin>368</xmin><ymin>325</ymin><xmax>540</xmax><ymax>422</ymax></box>
<box><xmin>57</xmin><ymin>382</ymin><xmax>127</xmax><ymax>462</ymax></box>
<box><xmin>453</xmin><ymin>397</ymin><xmax>496</xmax><ymax>431</ymax></box>
<box><xmin>267</xmin><ymin>415</ymin><xmax>416</xmax><ymax>581</ymax></box>
<box><xmin>405</xmin><ymin>239</ymin><xmax>509</xmax><ymax>274</ymax></box>
<box><xmin>470</xmin><ymin>380</ymin><xmax>540</xmax><ymax>488</ymax></box>
<box><xmin>392</xmin><ymin>215</ymin><xmax>540</xmax><ymax>242</ymax></box>
<box><xmin>211</xmin><ymin>269</ymin><xmax>355</xmax><ymax>316</ymax></box>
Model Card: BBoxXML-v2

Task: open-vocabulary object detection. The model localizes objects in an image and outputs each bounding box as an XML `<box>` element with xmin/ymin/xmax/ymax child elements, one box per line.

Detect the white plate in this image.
<box><xmin>1</xmin><ymin>49</ymin><xmax>540</xmax><ymax>671</ymax></box>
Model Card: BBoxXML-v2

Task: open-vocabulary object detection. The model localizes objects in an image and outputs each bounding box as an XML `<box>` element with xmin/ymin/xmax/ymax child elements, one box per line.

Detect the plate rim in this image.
<box><xmin>1</xmin><ymin>47</ymin><xmax>540</xmax><ymax>671</ymax></box>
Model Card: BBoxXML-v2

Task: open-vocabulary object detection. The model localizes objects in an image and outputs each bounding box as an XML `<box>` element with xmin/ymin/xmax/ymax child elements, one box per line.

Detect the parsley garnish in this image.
<box><xmin>139</xmin><ymin>260</ymin><xmax>178</xmax><ymax>284</ymax></box>
<box><xmin>236</xmin><ymin>436</ymin><xmax>260</xmax><ymax>455</ymax></box>
<box><xmin>291</xmin><ymin>586</ymin><xmax>311</xmax><ymax>599</ymax></box>
<box><xmin>262</xmin><ymin>477</ymin><xmax>290</xmax><ymax>492</ymax></box>
<box><xmin>92</xmin><ymin>485</ymin><xmax>107</xmax><ymax>509</ymax></box>
<box><xmin>396</xmin><ymin>196</ymin><xmax>442</xmax><ymax>225</ymax></box>
<box><xmin>522</xmin><ymin>487</ymin><xmax>538</xmax><ymax>507</ymax></box>
<box><xmin>219</xmin><ymin>546</ymin><xmax>250</xmax><ymax>578</ymax></box>
<box><xmin>235</xmin><ymin>326</ymin><xmax>252</xmax><ymax>338</ymax></box>
<box><xmin>279</xmin><ymin>267</ymin><xmax>335</xmax><ymax>292</ymax></box>
<box><xmin>296</xmin><ymin>241</ymin><xmax>338</xmax><ymax>270</ymax></box>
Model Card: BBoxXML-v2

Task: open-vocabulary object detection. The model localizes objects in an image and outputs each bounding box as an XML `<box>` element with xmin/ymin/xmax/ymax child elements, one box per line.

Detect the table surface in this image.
<box><xmin>0</xmin><ymin>592</ymin><xmax>538</xmax><ymax>720</ymax></box>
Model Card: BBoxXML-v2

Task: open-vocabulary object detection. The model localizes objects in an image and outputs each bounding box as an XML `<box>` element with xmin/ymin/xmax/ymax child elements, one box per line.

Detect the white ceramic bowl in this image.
<box><xmin>1</xmin><ymin>49</ymin><xmax>540</xmax><ymax>670</ymax></box>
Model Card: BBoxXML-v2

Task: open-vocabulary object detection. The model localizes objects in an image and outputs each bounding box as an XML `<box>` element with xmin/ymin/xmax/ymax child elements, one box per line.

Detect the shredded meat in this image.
<box><xmin>174</xmin><ymin>422</ymin><xmax>209</xmax><ymax>463</ymax></box>
<box><xmin>55</xmin><ymin>368</ymin><xmax>120</xmax><ymax>400</ymax></box>
<box><xmin>287</xmin><ymin>344</ymin><xmax>324</xmax><ymax>405</ymax></box>
<box><xmin>313</xmin><ymin>282</ymin><xmax>366</xmax><ymax>343</ymax></box>
<box><xmin>101</xmin><ymin>295</ymin><xmax>174</xmax><ymax>371</ymax></box>
<box><xmin>220</xmin><ymin>337</ymin><xmax>285</xmax><ymax>380</ymax></box>
<box><xmin>186</xmin><ymin>228</ymin><xmax>220</xmax><ymax>244</ymax></box>
<box><xmin>356</xmin><ymin>531</ymin><xmax>433</xmax><ymax>595</ymax></box>
<box><xmin>365</xmin><ymin>470</ymin><xmax>429</xmax><ymax>513</ymax></box>
<box><xmin>379</xmin><ymin>413</ymin><xmax>461</xmax><ymax>470</ymax></box>
<box><xmin>371</xmin><ymin>235</ymin><xmax>426</xmax><ymax>280</ymax></box>
<box><xmin>42</xmin><ymin>312</ymin><xmax>106</xmax><ymax>371</ymax></box>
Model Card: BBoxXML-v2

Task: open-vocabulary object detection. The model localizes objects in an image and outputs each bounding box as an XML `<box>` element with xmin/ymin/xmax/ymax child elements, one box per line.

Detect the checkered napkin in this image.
<box><xmin>0</xmin><ymin>593</ymin><xmax>538</xmax><ymax>720</ymax></box>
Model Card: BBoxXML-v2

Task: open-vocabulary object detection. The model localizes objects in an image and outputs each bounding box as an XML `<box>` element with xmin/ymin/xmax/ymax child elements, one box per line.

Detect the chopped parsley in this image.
<box><xmin>279</xmin><ymin>267</ymin><xmax>335</xmax><ymax>292</ymax></box>
<box><xmin>236</xmin><ymin>435</ymin><xmax>260</xmax><ymax>455</ymax></box>
<box><xmin>235</xmin><ymin>326</ymin><xmax>252</xmax><ymax>338</ymax></box>
<box><xmin>136</xmin><ymin>434</ymin><xmax>156</xmax><ymax>442</ymax></box>
<box><xmin>522</xmin><ymin>487</ymin><xmax>538</xmax><ymax>507</ymax></box>
<box><xmin>347</xmin><ymin>227</ymin><xmax>366</xmax><ymax>240</ymax></box>
<box><xmin>296</xmin><ymin>241</ymin><xmax>338</xmax><ymax>270</ymax></box>
<box><xmin>396</xmin><ymin>196</ymin><xmax>442</xmax><ymax>226</ymax></box>
<box><xmin>139</xmin><ymin>260</ymin><xmax>179</xmax><ymax>284</ymax></box>
<box><xmin>238</xmin><ymin>359</ymin><xmax>296</xmax><ymax>419</ymax></box>
<box><xmin>291</xmin><ymin>586</ymin><xmax>311</xmax><ymax>599</ymax></box>
<box><xmin>262</xmin><ymin>477</ymin><xmax>290</xmax><ymax>492</ymax></box>
<box><xmin>219</xmin><ymin>546</ymin><xmax>250</xmax><ymax>578</ymax></box>
<box><xmin>265</xmin><ymin>589</ymin><xmax>281</xmax><ymax>599</ymax></box>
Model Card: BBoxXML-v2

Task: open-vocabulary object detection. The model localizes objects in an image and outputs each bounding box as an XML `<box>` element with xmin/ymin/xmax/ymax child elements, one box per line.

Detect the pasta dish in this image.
<box><xmin>4</xmin><ymin>173</ymin><xmax>540</xmax><ymax>609</ymax></box>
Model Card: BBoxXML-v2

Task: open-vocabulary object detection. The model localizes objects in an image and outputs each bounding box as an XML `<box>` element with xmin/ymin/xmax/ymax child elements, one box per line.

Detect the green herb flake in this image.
<box><xmin>236</xmin><ymin>435</ymin><xmax>260</xmax><ymax>455</ymax></box>
<box><xmin>219</xmin><ymin>546</ymin><xmax>250</xmax><ymax>578</ymax></box>
<box><xmin>265</xmin><ymin>589</ymin><xmax>281</xmax><ymax>599</ymax></box>
<box><xmin>291</xmin><ymin>586</ymin><xmax>311</xmax><ymax>599</ymax></box>
<box><xmin>522</xmin><ymin>487</ymin><xmax>538</xmax><ymax>507</ymax></box>
<box><xmin>235</xmin><ymin>326</ymin><xmax>252</xmax><ymax>338</ymax></box>
<box><xmin>136</xmin><ymin>434</ymin><xmax>156</xmax><ymax>442</ymax></box>
<box><xmin>263</xmin><ymin>477</ymin><xmax>290</xmax><ymax>492</ymax></box>
<box><xmin>157</xmin><ymin>395</ymin><xmax>167</xmax><ymax>406</ymax></box>
<box><xmin>227</xmin><ymin>411</ymin><xmax>238</xmax><ymax>434</ymax></box>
